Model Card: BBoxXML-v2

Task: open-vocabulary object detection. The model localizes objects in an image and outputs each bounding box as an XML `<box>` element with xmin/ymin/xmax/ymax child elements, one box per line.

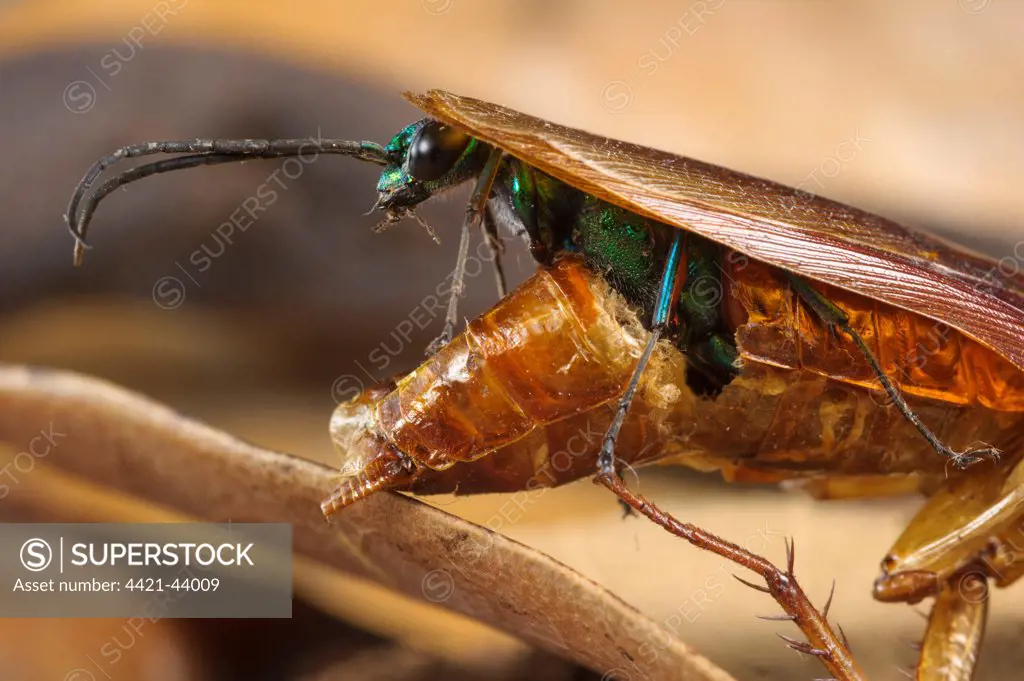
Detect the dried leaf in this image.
<box><xmin>0</xmin><ymin>365</ymin><xmax>736</xmax><ymax>681</ymax></box>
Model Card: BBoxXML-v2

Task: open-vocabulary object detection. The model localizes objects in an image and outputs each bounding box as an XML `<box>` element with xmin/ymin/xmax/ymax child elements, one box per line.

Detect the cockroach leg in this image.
<box><xmin>595</xmin><ymin>472</ymin><xmax>866</xmax><ymax>681</ymax></box>
<box><xmin>984</xmin><ymin>532</ymin><xmax>1024</xmax><ymax>588</ymax></box>
<box><xmin>914</xmin><ymin>569</ymin><xmax>987</xmax><ymax>680</ymax></box>
<box><xmin>876</xmin><ymin>455</ymin><xmax>1024</xmax><ymax>677</ymax></box>
<box><xmin>427</xmin><ymin>147</ymin><xmax>504</xmax><ymax>356</ymax></box>
<box><xmin>874</xmin><ymin>454</ymin><xmax>1023</xmax><ymax>604</ymax></box>
<box><xmin>787</xmin><ymin>274</ymin><xmax>1001</xmax><ymax>469</ymax></box>
<box><xmin>482</xmin><ymin>204</ymin><xmax>508</xmax><ymax>298</ymax></box>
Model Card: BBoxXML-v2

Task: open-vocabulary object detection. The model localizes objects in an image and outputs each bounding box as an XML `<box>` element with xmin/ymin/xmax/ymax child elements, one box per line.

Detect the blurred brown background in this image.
<box><xmin>1</xmin><ymin>1</ymin><xmax>1023</xmax><ymax>679</ymax></box>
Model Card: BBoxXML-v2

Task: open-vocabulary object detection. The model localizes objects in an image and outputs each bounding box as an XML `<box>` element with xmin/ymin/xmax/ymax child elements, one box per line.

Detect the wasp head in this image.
<box><xmin>373</xmin><ymin>118</ymin><xmax>490</xmax><ymax>213</ymax></box>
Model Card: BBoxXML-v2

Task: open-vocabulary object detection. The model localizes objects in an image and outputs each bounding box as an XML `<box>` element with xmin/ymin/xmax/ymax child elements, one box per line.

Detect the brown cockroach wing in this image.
<box><xmin>406</xmin><ymin>90</ymin><xmax>1024</xmax><ymax>372</ymax></box>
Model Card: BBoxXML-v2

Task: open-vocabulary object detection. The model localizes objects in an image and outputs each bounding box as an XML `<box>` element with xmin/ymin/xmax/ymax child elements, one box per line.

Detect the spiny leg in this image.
<box><xmin>596</xmin><ymin>473</ymin><xmax>865</xmax><ymax>681</ymax></box>
<box><xmin>427</xmin><ymin>147</ymin><xmax>504</xmax><ymax>355</ymax></box>
<box><xmin>594</xmin><ymin>238</ymin><xmax>863</xmax><ymax>678</ymax></box>
<box><xmin>787</xmin><ymin>274</ymin><xmax>999</xmax><ymax>468</ymax></box>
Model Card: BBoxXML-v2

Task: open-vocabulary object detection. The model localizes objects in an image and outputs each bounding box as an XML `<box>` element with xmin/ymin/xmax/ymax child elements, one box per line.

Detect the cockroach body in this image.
<box><xmin>326</xmin><ymin>255</ymin><xmax>1024</xmax><ymax>507</ymax></box>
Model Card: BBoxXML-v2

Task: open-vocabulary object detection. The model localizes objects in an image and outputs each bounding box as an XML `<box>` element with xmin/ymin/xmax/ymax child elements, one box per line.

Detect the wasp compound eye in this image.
<box><xmin>407</xmin><ymin>122</ymin><xmax>471</xmax><ymax>182</ymax></box>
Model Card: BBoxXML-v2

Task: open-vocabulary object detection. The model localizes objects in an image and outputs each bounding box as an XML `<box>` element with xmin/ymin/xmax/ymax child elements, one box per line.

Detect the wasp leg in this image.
<box><xmin>787</xmin><ymin>273</ymin><xmax>999</xmax><ymax>469</ymax></box>
<box><xmin>595</xmin><ymin>473</ymin><xmax>866</xmax><ymax>681</ymax></box>
<box><xmin>597</xmin><ymin>232</ymin><xmax>684</xmax><ymax>475</ymax></box>
<box><xmin>481</xmin><ymin>204</ymin><xmax>508</xmax><ymax>299</ymax></box>
<box><xmin>427</xmin><ymin>147</ymin><xmax>504</xmax><ymax>356</ymax></box>
<box><xmin>914</xmin><ymin>570</ymin><xmax>987</xmax><ymax>681</ymax></box>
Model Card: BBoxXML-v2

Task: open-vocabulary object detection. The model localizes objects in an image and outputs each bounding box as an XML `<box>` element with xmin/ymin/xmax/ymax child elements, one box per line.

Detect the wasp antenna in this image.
<box><xmin>69</xmin><ymin>153</ymin><xmax>251</xmax><ymax>261</ymax></box>
<box><xmin>72</xmin><ymin>241</ymin><xmax>86</xmax><ymax>268</ymax></box>
<box><xmin>67</xmin><ymin>138</ymin><xmax>388</xmax><ymax>264</ymax></box>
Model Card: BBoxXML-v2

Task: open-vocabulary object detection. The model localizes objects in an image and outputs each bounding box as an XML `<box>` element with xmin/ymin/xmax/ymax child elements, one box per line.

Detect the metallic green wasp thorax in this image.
<box><xmin>490</xmin><ymin>158</ymin><xmax>739</xmax><ymax>391</ymax></box>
